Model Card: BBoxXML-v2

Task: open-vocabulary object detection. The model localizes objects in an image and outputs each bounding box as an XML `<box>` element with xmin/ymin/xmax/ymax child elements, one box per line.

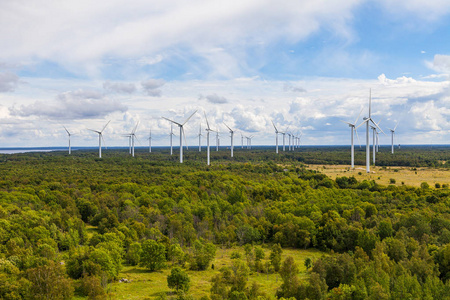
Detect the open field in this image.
<box><xmin>307</xmin><ymin>164</ymin><xmax>450</xmax><ymax>188</ymax></box>
<box><xmin>107</xmin><ymin>248</ymin><xmax>324</xmax><ymax>299</ymax></box>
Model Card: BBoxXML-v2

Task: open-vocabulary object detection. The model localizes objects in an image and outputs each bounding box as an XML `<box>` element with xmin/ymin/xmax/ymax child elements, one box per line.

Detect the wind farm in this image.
<box><xmin>2</xmin><ymin>2</ymin><xmax>450</xmax><ymax>300</ymax></box>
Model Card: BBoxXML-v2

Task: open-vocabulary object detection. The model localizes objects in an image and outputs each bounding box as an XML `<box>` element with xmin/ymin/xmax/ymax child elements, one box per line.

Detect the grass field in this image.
<box><xmin>106</xmin><ymin>247</ymin><xmax>325</xmax><ymax>299</ymax></box>
<box><xmin>308</xmin><ymin>164</ymin><xmax>450</xmax><ymax>188</ymax></box>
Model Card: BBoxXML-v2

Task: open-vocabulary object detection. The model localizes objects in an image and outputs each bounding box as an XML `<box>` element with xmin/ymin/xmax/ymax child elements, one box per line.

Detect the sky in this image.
<box><xmin>1</xmin><ymin>0</ymin><xmax>450</xmax><ymax>148</ymax></box>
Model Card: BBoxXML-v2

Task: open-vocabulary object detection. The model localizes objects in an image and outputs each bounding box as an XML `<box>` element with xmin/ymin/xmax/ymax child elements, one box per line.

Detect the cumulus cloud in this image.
<box><xmin>0</xmin><ymin>72</ymin><xmax>19</xmax><ymax>92</ymax></box>
<box><xmin>141</xmin><ymin>79</ymin><xmax>165</xmax><ymax>97</ymax></box>
<box><xmin>103</xmin><ymin>81</ymin><xmax>136</xmax><ymax>94</ymax></box>
<box><xmin>9</xmin><ymin>89</ymin><xmax>127</xmax><ymax>119</ymax></box>
<box><xmin>0</xmin><ymin>0</ymin><xmax>361</xmax><ymax>76</ymax></box>
<box><xmin>429</xmin><ymin>54</ymin><xmax>450</xmax><ymax>74</ymax></box>
<box><xmin>378</xmin><ymin>73</ymin><xmax>417</xmax><ymax>85</ymax></box>
<box><xmin>200</xmin><ymin>93</ymin><xmax>228</xmax><ymax>104</ymax></box>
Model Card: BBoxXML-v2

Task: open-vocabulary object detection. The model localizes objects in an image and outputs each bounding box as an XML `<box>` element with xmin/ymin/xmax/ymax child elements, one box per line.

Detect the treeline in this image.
<box><xmin>0</xmin><ymin>151</ymin><xmax>449</xmax><ymax>299</ymax></box>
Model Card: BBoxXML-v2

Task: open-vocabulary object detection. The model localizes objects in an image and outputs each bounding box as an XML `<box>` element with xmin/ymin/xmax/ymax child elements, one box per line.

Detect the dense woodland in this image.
<box><xmin>0</xmin><ymin>148</ymin><xmax>449</xmax><ymax>299</ymax></box>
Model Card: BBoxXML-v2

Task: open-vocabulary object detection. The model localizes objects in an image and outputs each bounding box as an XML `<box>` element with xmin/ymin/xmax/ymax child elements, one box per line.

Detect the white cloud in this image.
<box><xmin>378</xmin><ymin>73</ymin><xmax>417</xmax><ymax>85</ymax></box>
<box><xmin>284</xmin><ymin>83</ymin><xmax>307</xmax><ymax>93</ymax></box>
<box><xmin>428</xmin><ymin>54</ymin><xmax>450</xmax><ymax>74</ymax></box>
<box><xmin>9</xmin><ymin>89</ymin><xmax>127</xmax><ymax>119</ymax></box>
<box><xmin>0</xmin><ymin>0</ymin><xmax>361</xmax><ymax>76</ymax></box>
<box><xmin>0</xmin><ymin>72</ymin><xmax>19</xmax><ymax>92</ymax></box>
<box><xmin>103</xmin><ymin>81</ymin><xmax>136</xmax><ymax>94</ymax></box>
<box><xmin>200</xmin><ymin>93</ymin><xmax>228</xmax><ymax>104</ymax></box>
<box><xmin>378</xmin><ymin>0</ymin><xmax>450</xmax><ymax>22</ymax></box>
<box><xmin>141</xmin><ymin>79</ymin><xmax>165</xmax><ymax>96</ymax></box>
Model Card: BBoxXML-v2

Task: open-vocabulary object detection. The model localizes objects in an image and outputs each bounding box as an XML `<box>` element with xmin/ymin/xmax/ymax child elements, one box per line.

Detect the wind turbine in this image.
<box><xmin>389</xmin><ymin>122</ymin><xmax>399</xmax><ymax>154</ymax></box>
<box><xmin>245</xmin><ymin>135</ymin><xmax>254</xmax><ymax>149</ymax></box>
<box><xmin>204</xmin><ymin>112</ymin><xmax>215</xmax><ymax>165</ymax></box>
<box><xmin>63</xmin><ymin>126</ymin><xmax>73</xmax><ymax>155</ymax></box>
<box><xmin>340</xmin><ymin>108</ymin><xmax>363</xmax><ymax>169</ymax></box>
<box><xmin>223</xmin><ymin>122</ymin><xmax>235</xmax><ymax>158</ymax></box>
<box><xmin>162</xmin><ymin>111</ymin><xmax>197</xmax><ymax>163</ymax></box>
<box><xmin>88</xmin><ymin>121</ymin><xmax>110</xmax><ymax>158</ymax></box>
<box><xmin>241</xmin><ymin>133</ymin><xmax>244</xmax><ymax>149</ymax></box>
<box><xmin>272</xmin><ymin>121</ymin><xmax>279</xmax><ymax>154</ymax></box>
<box><xmin>357</xmin><ymin>90</ymin><xmax>384</xmax><ymax>173</ymax></box>
<box><xmin>130</xmin><ymin>122</ymin><xmax>139</xmax><ymax>157</ymax></box>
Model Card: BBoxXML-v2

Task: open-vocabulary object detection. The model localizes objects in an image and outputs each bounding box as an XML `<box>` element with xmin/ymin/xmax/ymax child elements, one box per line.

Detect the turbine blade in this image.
<box><xmin>354</xmin><ymin>107</ymin><xmax>364</xmax><ymax>125</ymax></box>
<box><xmin>223</xmin><ymin>122</ymin><xmax>233</xmax><ymax>132</ymax></box>
<box><xmin>271</xmin><ymin>120</ymin><xmax>279</xmax><ymax>132</ymax></box>
<box><xmin>355</xmin><ymin>128</ymin><xmax>362</xmax><ymax>148</ymax></box>
<box><xmin>101</xmin><ymin>134</ymin><xmax>107</xmax><ymax>149</ymax></box>
<box><xmin>355</xmin><ymin>118</ymin><xmax>369</xmax><ymax>129</ymax></box>
<box><xmin>162</xmin><ymin>116</ymin><xmax>182</xmax><ymax>126</ymax></box>
<box><xmin>340</xmin><ymin>120</ymin><xmax>353</xmax><ymax>126</ymax></box>
<box><xmin>394</xmin><ymin>121</ymin><xmax>399</xmax><ymax>131</ymax></box>
<box><xmin>370</xmin><ymin>118</ymin><xmax>385</xmax><ymax>135</ymax></box>
<box><xmin>63</xmin><ymin>126</ymin><xmax>70</xmax><ymax>135</ymax></box>
<box><xmin>101</xmin><ymin>120</ymin><xmax>111</xmax><ymax>133</ymax></box>
<box><xmin>182</xmin><ymin>110</ymin><xmax>198</xmax><ymax>126</ymax></box>
<box><xmin>204</xmin><ymin>111</ymin><xmax>211</xmax><ymax>130</ymax></box>
<box><xmin>88</xmin><ymin>129</ymin><xmax>101</xmax><ymax>134</ymax></box>
<box><xmin>132</xmin><ymin>121</ymin><xmax>139</xmax><ymax>134</ymax></box>
<box><xmin>182</xmin><ymin>127</ymin><xmax>188</xmax><ymax>150</ymax></box>
<box><xmin>134</xmin><ymin>134</ymin><xmax>141</xmax><ymax>145</ymax></box>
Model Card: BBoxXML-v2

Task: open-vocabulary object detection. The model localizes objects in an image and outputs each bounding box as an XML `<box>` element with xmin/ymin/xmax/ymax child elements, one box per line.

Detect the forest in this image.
<box><xmin>0</xmin><ymin>147</ymin><xmax>449</xmax><ymax>299</ymax></box>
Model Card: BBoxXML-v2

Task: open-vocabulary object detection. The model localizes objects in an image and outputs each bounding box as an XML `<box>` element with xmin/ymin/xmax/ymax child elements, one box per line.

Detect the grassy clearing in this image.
<box><xmin>308</xmin><ymin>164</ymin><xmax>450</xmax><ymax>188</ymax></box>
<box><xmin>106</xmin><ymin>247</ymin><xmax>324</xmax><ymax>299</ymax></box>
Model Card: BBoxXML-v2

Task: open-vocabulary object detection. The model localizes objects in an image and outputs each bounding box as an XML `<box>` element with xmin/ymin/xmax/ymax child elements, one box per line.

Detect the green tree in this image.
<box><xmin>126</xmin><ymin>242</ymin><xmax>142</xmax><ymax>266</ymax></box>
<box><xmin>140</xmin><ymin>239</ymin><xmax>166</xmax><ymax>271</ymax></box>
<box><xmin>277</xmin><ymin>256</ymin><xmax>299</xmax><ymax>298</ymax></box>
<box><xmin>191</xmin><ymin>239</ymin><xmax>216</xmax><ymax>270</ymax></box>
<box><xmin>167</xmin><ymin>267</ymin><xmax>190</xmax><ymax>293</ymax></box>
<box><xmin>25</xmin><ymin>261</ymin><xmax>74</xmax><ymax>300</ymax></box>
<box><xmin>304</xmin><ymin>257</ymin><xmax>312</xmax><ymax>271</ymax></box>
<box><xmin>270</xmin><ymin>243</ymin><xmax>283</xmax><ymax>272</ymax></box>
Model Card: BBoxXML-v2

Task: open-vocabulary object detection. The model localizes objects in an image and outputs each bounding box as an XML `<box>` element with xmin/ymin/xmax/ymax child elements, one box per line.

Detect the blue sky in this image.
<box><xmin>1</xmin><ymin>0</ymin><xmax>450</xmax><ymax>148</ymax></box>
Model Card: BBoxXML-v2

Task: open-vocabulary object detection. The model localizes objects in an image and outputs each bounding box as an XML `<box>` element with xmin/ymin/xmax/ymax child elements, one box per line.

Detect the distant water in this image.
<box><xmin>0</xmin><ymin>147</ymin><xmax>66</xmax><ymax>154</ymax></box>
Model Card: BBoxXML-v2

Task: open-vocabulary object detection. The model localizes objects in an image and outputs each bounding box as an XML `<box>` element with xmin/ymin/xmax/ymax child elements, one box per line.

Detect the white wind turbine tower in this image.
<box><xmin>88</xmin><ymin>121</ymin><xmax>110</xmax><ymax>158</ymax></box>
<box><xmin>149</xmin><ymin>130</ymin><xmax>154</xmax><ymax>153</ymax></box>
<box><xmin>215</xmin><ymin>129</ymin><xmax>220</xmax><ymax>151</ymax></box>
<box><xmin>63</xmin><ymin>126</ymin><xmax>73</xmax><ymax>155</ymax></box>
<box><xmin>162</xmin><ymin>111</ymin><xmax>197</xmax><ymax>163</ymax></box>
<box><xmin>204</xmin><ymin>112</ymin><xmax>215</xmax><ymax>165</ymax></box>
<box><xmin>370</xmin><ymin>125</ymin><xmax>377</xmax><ymax>164</ymax></box>
<box><xmin>389</xmin><ymin>122</ymin><xmax>399</xmax><ymax>154</ymax></box>
<box><xmin>287</xmin><ymin>132</ymin><xmax>292</xmax><ymax>151</ymax></box>
<box><xmin>271</xmin><ymin>121</ymin><xmax>279</xmax><ymax>154</ymax></box>
<box><xmin>281</xmin><ymin>131</ymin><xmax>286</xmax><ymax>151</ymax></box>
<box><xmin>169</xmin><ymin>123</ymin><xmax>176</xmax><ymax>155</ymax></box>
<box><xmin>340</xmin><ymin>108</ymin><xmax>363</xmax><ymax>169</ymax></box>
<box><xmin>197</xmin><ymin>124</ymin><xmax>202</xmax><ymax>152</ymax></box>
<box><xmin>241</xmin><ymin>133</ymin><xmax>244</xmax><ymax>149</ymax></box>
<box><xmin>223</xmin><ymin>122</ymin><xmax>235</xmax><ymax>158</ymax></box>
<box><xmin>357</xmin><ymin>90</ymin><xmax>384</xmax><ymax>173</ymax></box>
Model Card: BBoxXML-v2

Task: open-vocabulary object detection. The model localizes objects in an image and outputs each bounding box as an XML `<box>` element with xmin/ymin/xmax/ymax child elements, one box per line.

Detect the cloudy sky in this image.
<box><xmin>1</xmin><ymin>0</ymin><xmax>450</xmax><ymax>148</ymax></box>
